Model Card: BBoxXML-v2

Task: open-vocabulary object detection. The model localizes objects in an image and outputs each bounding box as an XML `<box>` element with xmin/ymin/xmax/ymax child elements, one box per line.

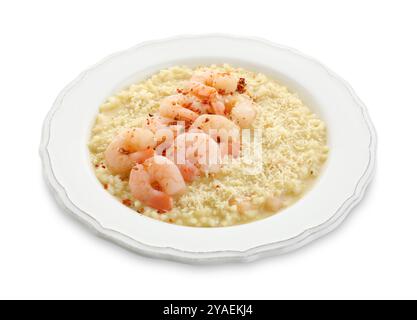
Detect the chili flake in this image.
<box><xmin>237</xmin><ymin>77</ymin><xmax>246</xmax><ymax>93</ymax></box>
<box><xmin>122</xmin><ymin>199</ymin><xmax>132</xmax><ymax>206</ymax></box>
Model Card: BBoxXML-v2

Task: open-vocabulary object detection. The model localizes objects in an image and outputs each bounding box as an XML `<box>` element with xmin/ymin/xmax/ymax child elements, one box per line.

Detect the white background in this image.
<box><xmin>0</xmin><ymin>0</ymin><xmax>416</xmax><ymax>300</ymax></box>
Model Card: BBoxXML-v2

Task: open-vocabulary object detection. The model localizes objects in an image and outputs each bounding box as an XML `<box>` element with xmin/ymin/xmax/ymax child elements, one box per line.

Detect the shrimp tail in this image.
<box><xmin>146</xmin><ymin>192</ymin><xmax>173</xmax><ymax>212</ymax></box>
<box><xmin>178</xmin><ymin>162</ymin><xmax>200</xmax><ymax>182</ymax></box>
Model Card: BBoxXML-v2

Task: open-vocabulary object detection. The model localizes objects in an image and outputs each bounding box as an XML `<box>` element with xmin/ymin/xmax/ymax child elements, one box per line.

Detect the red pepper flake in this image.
<box><xmin>218</xmin><ymin>89</ymin><xmax>226</xmax><ymax>95</ymax></box>
<box><xmin>204</xmin><ymin>118</ymin><xmax>210</xmax><ymax>123</ymax></box>
<box><xmin>237</xmin><ymin>78</ymin><xmax>246</xmax><ymax>93</ymax></box>
<box><xmin>103</xmin><ymin>183</ymin><xmax>108</xmax><ymax>189</ymax></box>
<box><xmin>148</xmin><ymin>113</ymin><xmax>154</xmax><ymax>117</ymax></box>
<box><xmin>101</xmin><ymin>165</ymin><xmax>106</xmax><ymax>169</ymax></box>
<box><xmin>157</xmin><ymin>210</ymin><xmax>166</xmax><ymax>214</ymax></box>
<box><xmin>122</xmin><ymin>199</ymin><xmax>132</xmax><ymax>206</ymax></box>
<box><xmin>177</xmin><ymin>88</ymin><xmax>188</xmax><ymax>95</ymax></box>
<box><xmin>95</xmin><ymin>164</ymin><xmax>99</xmax><ymax>168</ymax></box>
<box><xmin>137</xmin><ymin>208</ymin><xmax>144</xmax><ymax>214</ymax></box>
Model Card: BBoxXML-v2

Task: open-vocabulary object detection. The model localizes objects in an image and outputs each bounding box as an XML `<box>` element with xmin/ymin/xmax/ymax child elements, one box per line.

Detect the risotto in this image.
<box><xmin>88</xmin><ymin>64</ymin><xmax>328</xmax><ymax>227</ymax></box>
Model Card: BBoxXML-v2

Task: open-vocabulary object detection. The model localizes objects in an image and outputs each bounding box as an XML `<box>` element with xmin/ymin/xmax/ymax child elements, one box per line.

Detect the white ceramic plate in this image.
<box><xmin>40</xmin><ymin>35</ymin><xmax>376</xmax><ymax>263</ymax></box>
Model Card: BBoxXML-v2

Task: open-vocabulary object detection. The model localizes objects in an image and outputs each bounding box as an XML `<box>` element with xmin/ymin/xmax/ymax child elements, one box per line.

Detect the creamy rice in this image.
<box><xmin>89</xmin><ymin>64</ymin><xmax>328</xmax><ymax>227</ymax></box>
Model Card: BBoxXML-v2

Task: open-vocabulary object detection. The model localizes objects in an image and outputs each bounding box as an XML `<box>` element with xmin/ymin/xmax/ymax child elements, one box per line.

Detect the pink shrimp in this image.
<box><xmin>231</xmin><ymin>96</ymin><xmax>257</xmax><ymax>128</ymax></box>
<box><xmin>129</xmin><ymin>156</ymin><xmax>186</xmax><ymax>212</ymax></box>
<box><xmin>159</xmin><ymin>94</ymin><xmax>199</xmax><ymax>122</ymax></box>
<box><xmin>104</xmin><ymin>128</ymin><xmax>156</xmax><ymax>177</ymax></box>
<box><xmin>190</xmin><ymin>114</ymin><xmax>241</xmax><ymax>157</ymax></box>
<box><xmin>166</xmin><ymin>132</ymin><xmax>222</xmax><ymax>182</ymax></box>
<box><xmin>186</xmin><ymin>81</ymin><xmax>226</xmax><ymax>115</ymax></box>
<box><xmin>191</xmin><ymin>71</ymin><xmax>239</xmax><ymax>94</ymax></box>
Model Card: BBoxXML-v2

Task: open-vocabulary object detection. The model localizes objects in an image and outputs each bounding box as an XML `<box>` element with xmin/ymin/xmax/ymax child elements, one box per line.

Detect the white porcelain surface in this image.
<box><xmin>40</xmin><ymin>34</ymin><xmax>376</xmax><ymax>263</ymax></box>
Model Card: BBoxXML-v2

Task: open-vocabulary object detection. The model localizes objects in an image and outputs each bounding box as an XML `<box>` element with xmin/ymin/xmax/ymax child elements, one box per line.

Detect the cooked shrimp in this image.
<box><xmin>129</xmin><ymin>155</ymin><xmax>186</xmax><ymax>212</ymax></box>
<box><xmin>190</xmin><ymin>114</ymin><xmax>241</xmax><ymax>157</ymax></box>
<box><xmin>210</xmin><ymin>96</ymin><xmax>226</xmax><ymax>115</ymax></box>
<box><xmin>191</xmin><ymin>114</ymin><xmax>240</xmax><ymax>138</ymax></box>
<box><xmin>186</xmin><ymin>81</ymin><xmax>226</xmax><ymax>115</ymax></box>
<box><xmin>219</xmin><ymin>94</ymin><xmax>238</xmax><ymax>114</ymax></box>
<box><xmin>187</xmin><ymin>81</ymin><xmax>217</xmax><ymax>98</ymax></box>
<box><xmin>166</xmin><ymin>132</ymin><xmax>222</xmax><ymax>181</ymax></box>
<box><xmin>159</xmin><ymin>94</ymin><xmax>199</xmax><ymax>122</ymax></box>
<box><xmin>175</xmin><ymin>160</ymin><xmax>200</xmax><ymax>183</ymax></box>
<box><xmin>104</xmin><ymin>128</ymin><xmax>156</xmax><ymax>177</ymax></box>
<box><xmin>178</xmin><ymin>93</ymin><xmax>211</xmax><ymax>115</ymax></box>
<box><xmin>231</xmin><ymin>96</ymin><xmax>257</xmax><ymax>128</ymax></box>
<box><xmin>190</xmin><ymin>70</ymin><xmax>214</xmax><ymax>85</ymax></box>
<box><xmin>144</xmin><ymin>114</ymin><xmax>174</xmax><ymax>133</ymax></box>
<box><xmin>144</xmin><ymin>114</ymin><xmax>186</xmax><ymax>150</ymax></box>
<box><xmin>191</xmin><ymin>71</ymin><xmax>238</xmax><ymax>94</ymax></box>
<box><xmin>211</xmin><ymin>73</ymin><xmax>239</xmax><ymax>94</ymax></box>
